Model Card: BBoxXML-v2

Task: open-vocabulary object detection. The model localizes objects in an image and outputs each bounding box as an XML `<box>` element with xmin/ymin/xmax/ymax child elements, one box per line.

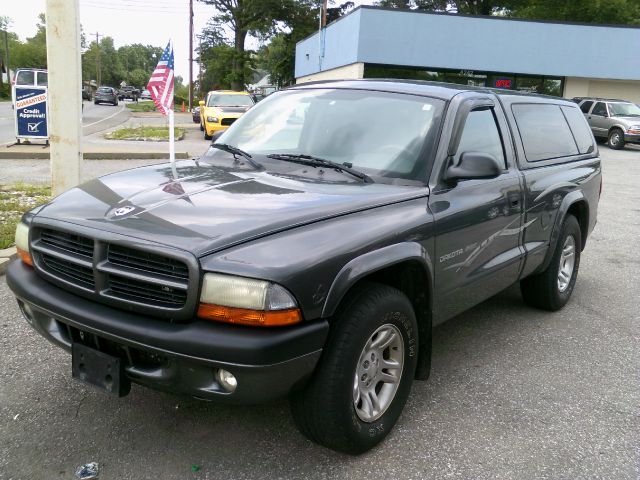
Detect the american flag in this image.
<box><xmin>147</xmin><ymin>41</ymin><xmax>174</xmax><ymax>116</ymax></box>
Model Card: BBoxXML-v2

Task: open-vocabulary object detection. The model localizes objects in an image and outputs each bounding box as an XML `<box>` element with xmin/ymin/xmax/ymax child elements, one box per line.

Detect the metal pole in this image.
<box><xmin>188</xmin><ymin>0</ymin><xmax>193</xmax><ymax>111</ymax></box>
<box><xmin>4</xmin><ymin>29</ymin><xmax>9</xmax><ymax>85</ymax></box>
<box><xmin>95</xmin><ymin>32</ymin><xmax>101</xmax><ymax>86</ymax></box>
<box><xmin>46</xmin><ymin>0</ymin><xmax>83</xmax><ymax>195</ymax></box>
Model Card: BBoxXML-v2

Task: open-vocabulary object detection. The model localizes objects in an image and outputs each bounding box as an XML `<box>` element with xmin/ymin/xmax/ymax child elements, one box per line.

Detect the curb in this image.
<box><xmin>0</xmin><ymin>151</ymin><xmax>191</xmax><ymax>160</ymax></box>
<box><xmin>0</xmin><ymin>247</ymin><xmax>17</xmax><ymax>276</ymax></box>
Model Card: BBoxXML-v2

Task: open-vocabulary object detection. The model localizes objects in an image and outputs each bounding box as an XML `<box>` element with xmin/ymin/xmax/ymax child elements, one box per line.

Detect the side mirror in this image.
<box><xmin>199</xmin><ymin>100</ymin><xmax>205</xmax><ymax>108</ymax></box>
<box><xmin>445</xmin><ymin>152</ymin><xmax>502</xmax><ymax>181</ymax></box>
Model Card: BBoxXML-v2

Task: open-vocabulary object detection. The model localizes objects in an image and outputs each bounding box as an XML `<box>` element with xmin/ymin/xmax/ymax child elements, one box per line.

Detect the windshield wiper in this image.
<box><xmin>266</xmin><ymin>153</ymin><xmax>374</xmax><ymax>184</ymax></box>
<box><xmin>210</xmin><ymin>143</ymin><xmax>263</xmax><ymax>170</ymax></box>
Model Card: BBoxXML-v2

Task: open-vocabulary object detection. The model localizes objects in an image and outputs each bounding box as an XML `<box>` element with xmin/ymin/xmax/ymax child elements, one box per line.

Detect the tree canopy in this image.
<box><xmin>375</xmin><ymin>0</ymin><xmax>640</xmax><ymax>22</ymax></box>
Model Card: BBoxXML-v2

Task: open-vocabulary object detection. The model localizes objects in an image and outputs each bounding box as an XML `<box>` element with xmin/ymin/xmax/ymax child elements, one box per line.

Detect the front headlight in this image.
<box><xmin>207</xmin><ymin>116</ymin><xmax>219</xmax><ymax>123</ymax></box>
<box><xmin>14</xmin><ymin>222</ymin><xmax>33</xmax><ymax>266</ymax></box>
<box><xmin>198</xmin><ymin>273</ymin><xmax>302</xmax><ymax>327</ymax></box>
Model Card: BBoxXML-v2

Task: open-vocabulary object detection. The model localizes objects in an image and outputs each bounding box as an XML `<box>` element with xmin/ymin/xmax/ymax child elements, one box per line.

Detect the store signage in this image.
<box><xmin>14</xmin><ymin>86</ymin><xmax>49</xmax><ymax>140</ymax></box>
<box><xmin>494</xmin><ymin>78</ymin><xmax>513</xmax><ymax>89</ymax></box>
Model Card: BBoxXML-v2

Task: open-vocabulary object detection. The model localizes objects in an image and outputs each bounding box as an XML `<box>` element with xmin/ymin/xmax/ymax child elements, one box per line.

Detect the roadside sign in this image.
<box><xmin>14</xmin><ymin>86</ymin><xmax>49</xmax><ymax>141</ymax></box>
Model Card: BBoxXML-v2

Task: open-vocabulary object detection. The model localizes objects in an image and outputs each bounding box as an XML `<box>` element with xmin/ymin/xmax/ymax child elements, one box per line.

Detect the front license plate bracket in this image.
<box><xmin>72</xmin><ymin>343</ymin><xmax>130</xmax><ymax>397</ymax></box>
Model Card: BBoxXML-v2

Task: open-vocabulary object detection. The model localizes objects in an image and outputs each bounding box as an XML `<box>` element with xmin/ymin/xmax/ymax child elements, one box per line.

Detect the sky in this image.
<box><xmin>2</xmin><ymin>0</ymin><xmax>374</xmax><ymax>83</ymax></box>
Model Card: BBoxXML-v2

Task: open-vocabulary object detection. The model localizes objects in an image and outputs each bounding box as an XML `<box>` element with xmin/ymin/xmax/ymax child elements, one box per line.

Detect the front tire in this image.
<box><xmin>291</xmin><ymin>283</ymin><xmax>418</xmax><ymax>454</ymax></box>
<box><xmin>608</xmin><ymin>128</ymin><xmax>625</xmax><ymax>150</ymax></box>
<box><xmin>521</xmin><ymin>215</ymin><xmax>581</xmax><ymax>311</ymax></box>
<box><xmin>204</xmin><ymin>130</ymin><xmax>212</xmax><ymax>140</ymax></box>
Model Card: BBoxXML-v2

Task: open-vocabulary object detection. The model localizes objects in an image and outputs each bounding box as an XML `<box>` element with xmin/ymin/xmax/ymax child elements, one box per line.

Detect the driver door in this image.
<box><xmin>430</xmin><ymin>97</ymin><xmax>524</xmax><ymax>323</ymax></box>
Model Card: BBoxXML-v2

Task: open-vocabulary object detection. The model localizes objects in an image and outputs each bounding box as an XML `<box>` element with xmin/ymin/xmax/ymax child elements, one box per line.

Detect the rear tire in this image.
<box><xmin>608</xmin><ymin>128</ymin><xmax>625</xmax><ymax>150</ymax></box>
<box><xmin>521</xmin><ymin>215</ymin><xmax>581</xmax><ymax>311</ymax></box>
<box><xmin>290</xmin><ymin>283</ymin><xmax>418</xmax><ymax>454</ymax></box>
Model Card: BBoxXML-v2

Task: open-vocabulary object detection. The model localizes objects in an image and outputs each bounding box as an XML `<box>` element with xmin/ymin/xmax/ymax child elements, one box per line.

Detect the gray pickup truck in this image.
<box><xmin>7</xmin><ymin>80</ymin><xmax>601</xmax><ymax>454</ymax></box>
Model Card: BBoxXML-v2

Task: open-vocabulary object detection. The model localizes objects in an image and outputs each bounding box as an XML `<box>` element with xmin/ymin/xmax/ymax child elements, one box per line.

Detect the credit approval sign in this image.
<box><xmin>14</xmin><ymin>86</ymin><xmax>49</xmax><ymax>140</ymax></box>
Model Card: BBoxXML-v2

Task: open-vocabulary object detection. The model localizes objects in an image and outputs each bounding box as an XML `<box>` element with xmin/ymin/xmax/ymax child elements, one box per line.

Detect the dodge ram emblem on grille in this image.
<box><xmin>113</xmin><ymin>206</ymin><xmax>136</xmax><ymax>217</ymax></box>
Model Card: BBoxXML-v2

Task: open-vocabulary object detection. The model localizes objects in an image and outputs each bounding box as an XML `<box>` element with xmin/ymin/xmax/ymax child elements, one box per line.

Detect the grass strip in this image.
<box><xmin>0</xmin><ymin>183</ymin><xmax>51</xmax><ymax>249</ymax></box>
<box><xmin>105</xmin><ymin>125</ymin><xmax>185</xmax><ymax>141</ymax></box>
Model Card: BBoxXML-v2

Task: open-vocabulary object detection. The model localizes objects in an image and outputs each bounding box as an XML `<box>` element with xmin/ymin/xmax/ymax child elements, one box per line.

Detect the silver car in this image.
<box><xmin>577</xmin><ymin>98</ymin><xmax>640</xmax><ymax>149</ymax></box>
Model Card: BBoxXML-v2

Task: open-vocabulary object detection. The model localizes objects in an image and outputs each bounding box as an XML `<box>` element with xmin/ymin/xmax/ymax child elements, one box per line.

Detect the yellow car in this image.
<box><xmin>199</xmin><ymin>90</ymin><xmax>255</xmax><ymax>140</ymax></box>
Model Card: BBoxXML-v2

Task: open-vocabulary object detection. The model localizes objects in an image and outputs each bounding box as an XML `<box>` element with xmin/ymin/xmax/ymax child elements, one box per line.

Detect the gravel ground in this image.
<box><xmin>0</xmin><ymin>146</ymin><xmax>638</xmax><ymax>479</ymax></box>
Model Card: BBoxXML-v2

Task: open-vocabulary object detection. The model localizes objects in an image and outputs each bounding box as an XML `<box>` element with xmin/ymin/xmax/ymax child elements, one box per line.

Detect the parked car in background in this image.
<box><xmin>199</xmin><ymin>90</ymin><xmax>255</xmax><ymax>140</ymax></box>
<box><xmin>82</xmin><ymin>87</ymin><xmax>92</xmax><ymax>101</ymax></box>
<box><xmin>192</xmin><ymin>106</ymin><xmax>200</xmax><ymax>123</ymax></box>
<box><xmin>577</xmin><ymin>97</ymin><xmax>640</xmax><ymax>149</ymax></box>
<box><xmin>140</xmin><ymin>89</ymin><xmax>152</xmax><ymax>100</ymax></box>
<box><xmin>94</xmin><ymin>87</ymin><xmax>119</xmax><ymax>106</ymax></box>
<box><xmin>11</xmin><ymin>68</ymin><xmax>48</xmax><ymax>107</ymax></box>
<box><xmin>118</xmin><ymin>86</ymin><xmax>140</xmax><ymax>101</ymax></box>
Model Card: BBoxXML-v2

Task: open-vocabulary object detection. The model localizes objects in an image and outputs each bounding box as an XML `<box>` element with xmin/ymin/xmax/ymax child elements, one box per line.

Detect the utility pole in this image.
<box><xmin>3</xmin><ymin>29</ymin><xmax>9</xmax><ymax>87</ymax></box>
<box><xmin>46</xmin><ymin>0</ymin><xmax>83</xmax><ymax>195</ymax></box>
<box><xmin>198</xmin><ymin>38</ymin><xmax>203</xmax><ymax>99</ymax></box>
<box><xmin>188</xmin><ymin>0</ymin><xmax>193</xmax><ymax>110</ymax></box>
<box><xmin>321</xmin><ymin>0</ymin><xmax>328</xmax><ymax>27</ymax></box>
<box><xmin>91</xmin><ymin>32</ymin><xmax>102</xmax><ymax>86</ymax></box>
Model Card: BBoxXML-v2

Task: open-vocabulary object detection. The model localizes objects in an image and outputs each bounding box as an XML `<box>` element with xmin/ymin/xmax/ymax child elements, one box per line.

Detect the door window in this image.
<box><xmin>36</xmin><ymin>72</ymin><xmax>48</xmax><ymax>86</ymax></box>
<box><xmin>455</xmin><ymin>109</ymin><xmax>506</xmax><ymax>168</ymax></box>
<box><xmin>591</xmin><ymin>102</ymin><xmax>607</xmax><ymax>116</ymax></box>
<box><xmin>579</xmin><ymin>101</ymin><xmax>593</xmax><ymax>113</ymax></box>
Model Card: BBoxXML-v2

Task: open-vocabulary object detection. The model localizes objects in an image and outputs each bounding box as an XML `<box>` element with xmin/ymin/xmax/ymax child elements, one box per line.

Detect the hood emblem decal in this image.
<box><xmin>114</xmin><ymin>206</ymin><xmax>136</xmax><ymax>217</ymax></box>
<box><xmin>108</xmin><ymin>205</ymin><xmax>138</xmax><ymax>219</ymax></box>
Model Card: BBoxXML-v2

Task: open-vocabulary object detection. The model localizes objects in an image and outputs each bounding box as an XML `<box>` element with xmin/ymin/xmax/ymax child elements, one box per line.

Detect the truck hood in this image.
<box><xmin>36</xmin><ymin>160</ymin><xmax>428</xmax><ymax>257</ymax></box>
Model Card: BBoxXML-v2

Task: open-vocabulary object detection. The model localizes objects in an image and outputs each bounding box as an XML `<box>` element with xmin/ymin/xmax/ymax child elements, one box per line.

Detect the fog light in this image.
<box><xmin>19</xmin><ymin>301</ymin><xmax>35</xmax><ymax>325</ymax></box>
<box><xmin>217</xmin><ymin>368</ymin><xmax>237</xmax><ymax>392</ymax></box>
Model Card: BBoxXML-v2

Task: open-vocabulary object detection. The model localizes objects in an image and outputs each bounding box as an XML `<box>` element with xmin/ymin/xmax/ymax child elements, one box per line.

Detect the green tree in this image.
<box><xmin>198</xmin><ymin>0</ymin><xmax>303</xmax><ymax>90</ymax></box>
<box><xmin>255</xmin><ymin>1</ymin><xmax>354</xmax><ymax>87</ymax></box>
<box><xmin>506</xmin><ymin>0</ymin><xmax>640</xmax><ymax>24</ymax></box>
<box><xmin>10</xmin><ymin>13</ymin><xmax>47</xmax><ymax>69</ymax></box>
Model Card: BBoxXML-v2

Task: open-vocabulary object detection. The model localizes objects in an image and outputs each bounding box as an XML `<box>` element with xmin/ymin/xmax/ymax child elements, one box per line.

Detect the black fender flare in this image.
<box><xmin>321</xmin><ymin>242</ymin><xmax>434</xmax><ymax>380</ymax></box>
<box><xmin>539</xmin><ymin>190</ymin><xmax>586</xmax><ymax>272</ymax></box>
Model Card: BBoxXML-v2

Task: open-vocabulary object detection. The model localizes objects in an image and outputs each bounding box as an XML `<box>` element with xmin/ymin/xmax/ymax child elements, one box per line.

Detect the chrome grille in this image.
<box><xmin>108</xmin><ymin>244</ymin><xmax>189</xmax><ymax>279</ymax></box>
<box><xmin>31</xmin><ymin>226</ymin><xmax>196</xmax><ymax>321</ymax></box>
<box><xmin>108</xmin><ymin>274</ymin><xmax>188</xmax><ymax>308</ymax></box>
<box><xmin>41</xmin><ymin>253</ymin><xmax>95</xmax><ymax>289</ymax></box>
<box><xmin>40</xmin><ymin>228</ymin><xmax>94</xmax><ymax>258</ymax></box>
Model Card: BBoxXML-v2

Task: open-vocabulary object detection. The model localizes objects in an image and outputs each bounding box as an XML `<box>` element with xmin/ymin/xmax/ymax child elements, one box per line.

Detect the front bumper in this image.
<box><xmin>624</xmin><ymin>132</ymin><xmax>640</xmax><ymax>144</ymax></box>
<box><xmin>6</xmin><ymin>261</ymin><xmax>328</xmax><ymax>403</ymax></box>
<box><xmin>205</xmin><ymin>122</ymin><xmax>232</xmax><ymax>135</ymax></box>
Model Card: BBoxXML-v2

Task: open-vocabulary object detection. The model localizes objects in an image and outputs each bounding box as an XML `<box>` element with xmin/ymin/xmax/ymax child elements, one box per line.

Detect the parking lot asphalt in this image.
<box><xmin>0</xmin><ymin>147</ymin><xmax>638</xmax><ymax>479</ymax></box>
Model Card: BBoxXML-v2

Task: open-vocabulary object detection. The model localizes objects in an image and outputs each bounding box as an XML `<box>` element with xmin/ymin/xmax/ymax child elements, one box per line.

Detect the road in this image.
<box><xmin>0</xmin><ymin>147</ymin><xmax>638</xmax><ymax>479</ymax></box>
<box><xmin>0</xmin><ymin>100</ymin><xmax>130</xmax><ymax>145</ymax></box>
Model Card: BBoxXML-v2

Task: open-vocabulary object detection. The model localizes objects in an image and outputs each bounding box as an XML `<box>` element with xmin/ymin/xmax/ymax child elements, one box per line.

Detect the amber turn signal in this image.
<box><xmin>16</xmin><ymin>247</ymin><xmax>33</xmax><ymax>267</ymax></box>
<box><xmin>198</xmin><ymin>303</ymin><xmax>302</xmax><ymax>327</ymax></box>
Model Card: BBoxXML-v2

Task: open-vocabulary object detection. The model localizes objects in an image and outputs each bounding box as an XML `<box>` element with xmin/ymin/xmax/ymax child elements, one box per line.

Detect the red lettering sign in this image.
<box><xmin>494</xmin><ymin>79</ymin><xmax>512</xmax><ymax>88</ymax></box>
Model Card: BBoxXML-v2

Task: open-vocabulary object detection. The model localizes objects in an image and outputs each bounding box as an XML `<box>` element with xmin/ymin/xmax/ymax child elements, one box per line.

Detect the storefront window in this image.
<box><xmin>363</xmin><ymin>64</ymin><xmax>565</xmax><ymax>97</ymax></box>
<box><xmin>542</xmin><ymin>79</ymin><xmax>562</xmax><ymax>96</ymax></box>
<box><xmin>515</xmin><ymin>76</ymin><xmax>543</xmax><ymax>93</ymax></box>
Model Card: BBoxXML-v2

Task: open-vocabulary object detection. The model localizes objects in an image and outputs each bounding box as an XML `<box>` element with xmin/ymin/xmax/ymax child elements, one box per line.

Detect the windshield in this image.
<box><xmin>609</xmin><ymin>103</ymin><xmax>640</xmax><ymax>116</ymax></box>
<box><xmin>207</xmin><ymin>94</ymin><xmax>254</xmax><ymax>107</ymax></box>
<box><xmin>214</xmin><ymin>88</ymin><xmax>443</xmax><ymax>181</ymax></box>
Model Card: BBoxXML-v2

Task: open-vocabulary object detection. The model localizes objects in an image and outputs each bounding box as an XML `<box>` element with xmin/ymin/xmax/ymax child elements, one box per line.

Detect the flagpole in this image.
<box><xmin>168</xmin><ymin>39</ymin><xmax>175</xmax><ymax>176</ymax></box>
<box><xmin>169</xmin><ymin>108</ymin><xmax>175</xmax><ymax>162</ymax></box>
